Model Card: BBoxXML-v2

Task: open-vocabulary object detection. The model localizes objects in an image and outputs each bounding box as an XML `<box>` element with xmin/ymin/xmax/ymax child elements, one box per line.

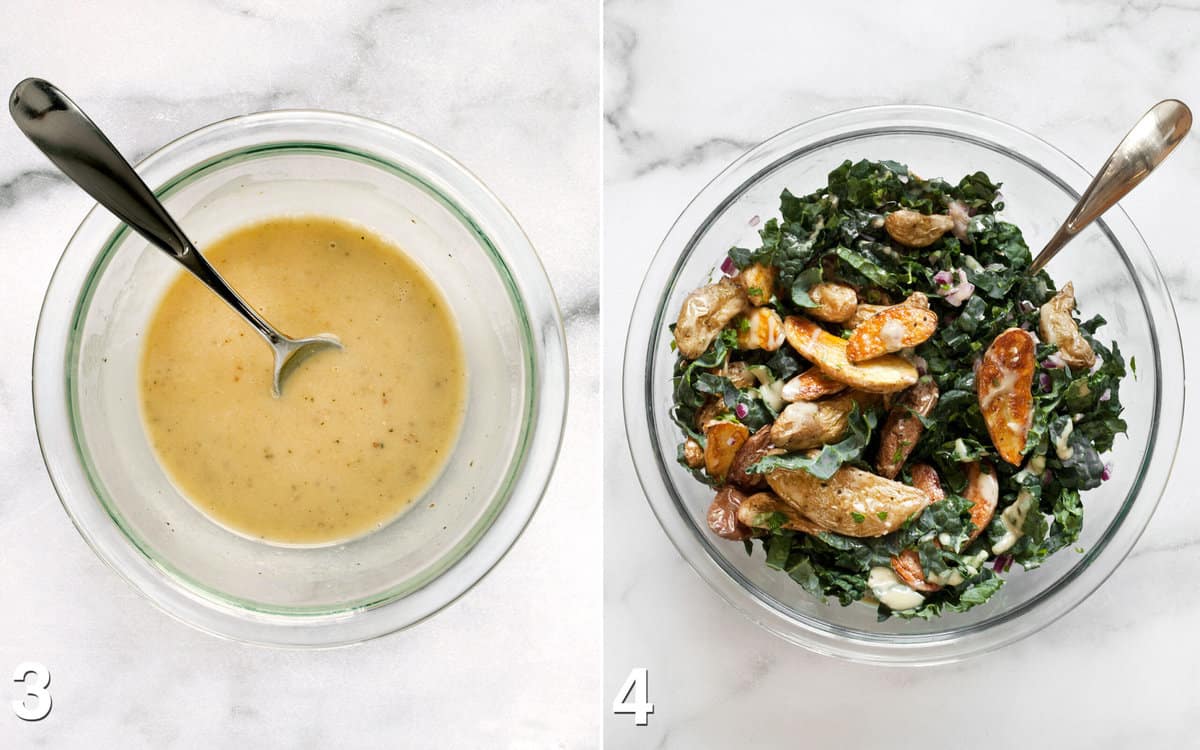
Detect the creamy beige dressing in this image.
<box><xmin>879</xmin><ymin>318</ymin><xmax>909</xmax><ymax>350</ymax></box>
<box><xmin>992</xmin><ymin>489</ymin><xmax>1036</xmax><ymax>555</ymax></box>
<box><xmin>867</xmin><ymin>566</ymin><xmax>925</xmax><ymax>610</ymax></box>
<box><xmin>140</xmin><ymin>217</ymin><xmax>466</xmax><ymax>545</ymax></box>
<box><xmin>979</xmin><ymin>369</ymin><xmax>1020</xmax><ymax>412</ymax></box>
<box><xmin>1054</xmin><ymin>419</ymin><xmax>1076</xmax><ymax>460</ymax></box>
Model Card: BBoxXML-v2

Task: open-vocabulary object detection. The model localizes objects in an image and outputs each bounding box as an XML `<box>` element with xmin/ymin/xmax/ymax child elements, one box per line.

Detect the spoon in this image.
<box><xmin>1030</xmin><ymin>99</ymin><xmax>1191</xmax><ymax>274</ymax></box>
<box><xmin>9</xmin><ymin>77</ymin><xmax>340</xmax><ymax>396</ymax></box>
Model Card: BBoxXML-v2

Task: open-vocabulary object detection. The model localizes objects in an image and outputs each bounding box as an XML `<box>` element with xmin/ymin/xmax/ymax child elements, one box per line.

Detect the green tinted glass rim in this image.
<box><xmin>65</xmin><ymin>141</ymin><xmax>538</xmax><ymax>617</ymax></box>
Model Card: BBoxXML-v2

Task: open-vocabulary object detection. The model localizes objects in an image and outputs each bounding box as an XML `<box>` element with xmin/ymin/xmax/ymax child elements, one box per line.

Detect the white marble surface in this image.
<box><xmin>605</xmin><ymin>1</ymin><xmax>1199</xmax><ymax>747</ymax></box>
<box><xmin>0</xmin><ymin>1</ymin><xmax>598</xmax><ymax>747</ymax></box>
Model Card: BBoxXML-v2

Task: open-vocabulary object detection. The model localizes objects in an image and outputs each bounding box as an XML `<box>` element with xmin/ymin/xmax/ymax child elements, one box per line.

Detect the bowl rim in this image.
<box><xmin>33</xmin><ymin>108</ymin><xmax>569</xmax><ymax>647</ymax></box>
<box><xmin>622</xmin><ymin>103</ymin><xmax>1185</xmax><ymax>665</ymax></box>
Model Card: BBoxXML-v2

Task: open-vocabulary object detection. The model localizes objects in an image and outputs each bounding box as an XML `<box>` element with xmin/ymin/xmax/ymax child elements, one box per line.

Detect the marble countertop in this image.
<box><xmin>0</xmin><ymin>1</ymin><xmax>598</xmax><ymax>747</ymax></box>
<box><xmin>605</xmin><ymin>1</ymin><xmax>1199</xmax><ymax>747</ymax></box>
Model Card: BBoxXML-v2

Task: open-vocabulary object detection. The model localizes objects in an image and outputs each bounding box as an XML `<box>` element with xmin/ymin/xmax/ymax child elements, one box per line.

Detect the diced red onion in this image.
<box><xmin>720</xmin><ymin>256</ymin><xmax>736</xmax><ymax>276</ymax></box>
<box><xmin>749</xmin><ymin>214</ymin><xmax>760</xmax><ymax>227</ymax></box>
<box><xmin>1038</xmin><ymin>372</ymin><xmax>1052</xmax><ymax>392</ymax></box>
<box><xmin>933</xmin><ymin>270</ymin><xmax>954</xmax><ymax>287</ymax></box>
<box><xmin>1099</xmin><ymin>388</ymin><xmax>1111</xmax><ymax>402</ymax></box>
<box><xmin>993</xmin><ymin>554</ymin><xmax>1013</xmax><ymax>572</ymax></box>
<box><xmin>938</xmin><ymin>268</ymin><xmax>974</xmax><ymax>307</ymax></box>
<box><xmin>1041</xmin><ymin>352</ymin><xmax>1066</xmax><ymax>369</ymax></box>
<box><xmin>734</xmin><ymin>403</ymin><xmax>749</xmax><ymax>420</ymax></box>
<box><xmin>1019</xmin><ymin>300</ymin><xmax>1036</xmax><ymax>313</ymax></box>
<box><xmin>1102</xmin><ymin>462</ymin><xmax>1113</xmax><ymax>481</ymax></box>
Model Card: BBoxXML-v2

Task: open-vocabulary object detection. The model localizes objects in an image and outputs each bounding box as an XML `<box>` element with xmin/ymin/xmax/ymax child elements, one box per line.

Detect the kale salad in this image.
<box><xmin>669</xmin><ymin>159</ymin><xmax>1127</xmax><ymax>620</ymax></box>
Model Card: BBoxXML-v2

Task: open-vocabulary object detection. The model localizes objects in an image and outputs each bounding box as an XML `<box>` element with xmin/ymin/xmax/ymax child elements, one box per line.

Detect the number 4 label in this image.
<box><xmin>612</xmin><ymin>667</ymin><xmax>654</xmax><ymax>726</ymax></box>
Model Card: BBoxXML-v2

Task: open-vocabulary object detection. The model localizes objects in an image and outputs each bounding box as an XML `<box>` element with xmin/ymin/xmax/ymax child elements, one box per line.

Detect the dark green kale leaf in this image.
<box><xmin>765</xmin><ymin>346</ymin><xmax>805</xmax><ymax>381</ymax></box>
<box><xmin>1049</xmin><ymin>415</ymin><xmax>1105</xmax><ymax>490</ymax></box>
<box><xmin>892</xmin><ymin>570</ymin><xmax>1005</xmax><ymax>620</ymax></box>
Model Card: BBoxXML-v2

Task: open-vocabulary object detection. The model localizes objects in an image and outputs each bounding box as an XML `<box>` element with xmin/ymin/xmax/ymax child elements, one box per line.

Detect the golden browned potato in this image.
<box><xmin>766</xmin><ymin>463</ymin><xmax>932</xmax><ymax>537</ymax></box>
<box><xmin>707</xmin><ymin>487</ymin><xmax>756</xmax><ymax>540</ymax></box>
<box><xmin>806</xmin><ymin>282</ymin><xmax>858</xmax><ymax>323</ymax></box>
<box><xmin>727</xmin><ymin>426</ymin><xmax>772</xmax><ymax>490</ymax></box>
<box><xmin>736</xmin><ymin>263</ymin><xmax>777</xmax><ymax>306</ymax></box>
<box><xmin>903</xmin><ymin>291</ymin><xmax>931</xmax><ymax>310</ymax></box>
<box><xmin>1038</xmin><ymin>282</ymin><xmax>1096</xmax><ymax>369</ymax></box>
<box><xmin>735</xmin><ymin>307</ymin><xmax>785</xmax><ymax>351</ymax></box>
<box><xmin>769</xmin><ymin>391</ymin><xmax>876</xmax><ymax>451</ymax></box>
<box><xmin>964</xmin><ymin>461</ymin><xmax>999</xmax><ymax>542</ymax></box>
<box><xmin>909</xmin><ymin>463</ymin><xmax>945</xmax><ymax>502</ymax></box>
<box><xmin>846</xmin><ymin>303</ymin><xmax>889</xmax><ymax>330</ymax></box>
<box><xmin>783</xmin><ymin>316</ymin><xmax>918</xmax><ymax>393</ymax></box>
<box><xmin>675</xmin><ymin>278</ymin><xmax>749</xmax><ymax>359</ymax></box>
<box><xmin>845</xmin><ymin>305</ymin><xmax>938</xmax><ymax>362</ymax></box>
<box><xmin>875</xmin><ymin>379</ymin><xmax>940</xmax><ymax>479</ymax></box>
<box><xmin>884</xmin><ymin>209</ymin><xmax>954</xmax><ymax>248</ymax></box>
<box><xmin>736</xmin><ymin>492</ymin><xmax>826</xmax><ymax>535</ymax></box>
<box><xmin>846</xmin><ymin>292</ymin><xmax>929</xmax><ymax>330</ymax></box>
<box><xmin>721</xmin><ymin>361</ymin><xmax>757</xmax><ymax>389</ymax></box>
<box><xmin>704</xmin><ymin>421</ymin><xmax>750</xmax><ymax>480</ymax></box>
<box><xmin>694</xmin><ymin>398</ymin><xmax>727</xmax><ymax>431</ymax></box>
<box><xmin>978</xmin><ymin>328</ymin><xmax>1035</xmax><ymax>465</ymax></box>
<box><xmin>891</xmin><ymin>549</ymin><xmax>940</xmax><ymax>592</ymax></box>
<box><xmin>682</xmin><ymin>437</ymin><xmax>704</xmax><ymax>469</ymax></box>
<box><xmin>780</xmin><ymin>368</ymin><xmax>848</xmax><ymax>402</ymax></box>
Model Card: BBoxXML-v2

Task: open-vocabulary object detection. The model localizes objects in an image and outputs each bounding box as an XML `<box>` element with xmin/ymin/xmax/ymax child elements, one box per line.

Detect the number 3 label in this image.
<box><xmin>12</xmin><ymin>662</ymin><xmax>52</xmax><ymax>722</ymax></box>
<box><xmin>612</xmin><ymin>667</ymin><xmax>654</xmax><ymax>725</ymax></box>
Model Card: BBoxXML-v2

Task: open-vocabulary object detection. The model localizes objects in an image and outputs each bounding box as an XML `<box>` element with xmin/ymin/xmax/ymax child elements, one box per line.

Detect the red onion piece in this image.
<box><xmin>1102</xmin><ymin>463</ymin><xmax>1113</xmax><ymax>481</ymax></box>
<box><xmin>734</xmin><ymin>403</ymin><xmax>749</xmax><ymax>420</ymax></box>
<box><xmin>1041</xmin><ymin>352</ymin><xmax>1066</xmax><ymax>369</ymax></box>
<box><xmin>935</xmin><ymin>268</ymin><xmax>974</xmax><ymax>307</ymax></box>
<box><xmin>720</xmin><ymin>256</ymin><xmax>736</xmax><ymax>276</ymax></box>
<box><xmin>749</xmin><ymin>214</ymin><xmax>760</xmax><ymax>227</ymax></box>
<box><xmin>943</xmin><ymin>281</ymin><xmax>975</xmax><ymax>307</ymax></box>
<box><xmin>1038</xmin><ymin>372</ymin><xmax>1052</xmax><ymax>392</ymax></box>
<box><xmin>993</xmin><ymin>554</ymin><xmax>1013</xmax><ymax>572</ymax></box>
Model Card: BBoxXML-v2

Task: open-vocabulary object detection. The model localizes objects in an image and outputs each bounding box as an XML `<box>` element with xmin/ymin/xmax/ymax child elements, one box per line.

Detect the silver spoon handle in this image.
<box><xmin>1030</xmin><ymin>99</ymin><xmax>1191</xmax><ymax>274</ymax></box>
<box><xmin>9</xmin><ymin>77</ymin><xmax>283</xmax><ymax>346</ymax></box>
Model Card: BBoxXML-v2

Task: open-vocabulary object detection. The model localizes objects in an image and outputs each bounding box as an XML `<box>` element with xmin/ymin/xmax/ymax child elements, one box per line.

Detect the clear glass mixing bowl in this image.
<box><xmin>623</xmin><ymin>105</ymin><xmax>1183</xmax><ymax>664</ymax></box>
<box><xmin>34</xmin><ymin>111</ymin><xmax>567</xmax><ymax>647</ymax></box>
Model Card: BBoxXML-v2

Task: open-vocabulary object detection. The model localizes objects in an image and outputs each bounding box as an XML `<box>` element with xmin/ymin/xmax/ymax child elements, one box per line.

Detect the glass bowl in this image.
<box><xmin>34</xmin><ymin>110</ymin><xmax>567</xmax><ymax>647</ymax></box>
<box><xmin>623</xmin><ymin>105</ymin><xmax>1184</xmax><ymax>665</ymax></box>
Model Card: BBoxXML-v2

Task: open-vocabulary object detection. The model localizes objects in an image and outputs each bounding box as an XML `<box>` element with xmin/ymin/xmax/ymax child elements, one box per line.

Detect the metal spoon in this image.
<box><xmin>9</xmin><ymin>77</ymin><xmax>340</xmax><ymax>396</ymax></box>
<box><xmin>1030</xmin><ymin>99</ymin><xmax>1191</xmax><ymax>274</ymax></box>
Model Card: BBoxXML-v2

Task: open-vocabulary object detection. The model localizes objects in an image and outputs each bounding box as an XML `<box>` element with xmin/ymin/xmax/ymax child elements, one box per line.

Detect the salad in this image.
<box><xmin>669</xmin><ymin>159</ymin><xmax>1127</xmax><ymax>619</ymax></box>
